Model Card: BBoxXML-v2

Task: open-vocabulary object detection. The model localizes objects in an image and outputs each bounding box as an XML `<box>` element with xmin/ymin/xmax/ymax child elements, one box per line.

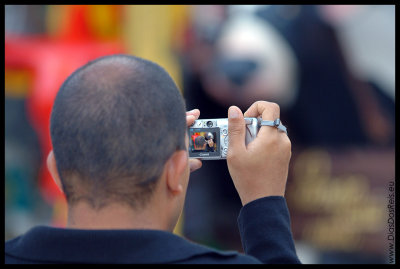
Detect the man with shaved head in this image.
<box><xmin>5</xmin><ymin>54</ymin><xmax>300</xmax><ymax>264</ymax></box>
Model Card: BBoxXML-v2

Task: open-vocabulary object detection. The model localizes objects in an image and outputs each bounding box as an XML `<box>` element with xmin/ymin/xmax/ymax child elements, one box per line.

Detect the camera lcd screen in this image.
<box><xmin>188</xmin><ymin>127</ymin><xmax>220</xmax><ymax>158</ymax></box>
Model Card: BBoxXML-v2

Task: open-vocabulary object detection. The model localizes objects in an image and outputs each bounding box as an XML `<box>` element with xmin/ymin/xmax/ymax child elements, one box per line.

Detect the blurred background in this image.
<box><xmin>4</xmin><ymin>5</ymin><xmax>395</xmax><ymax>264</ymax></box>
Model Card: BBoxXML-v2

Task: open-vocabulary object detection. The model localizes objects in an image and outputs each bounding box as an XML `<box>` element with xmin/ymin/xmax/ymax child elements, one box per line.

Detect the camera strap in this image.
<box><xmin>258</xmin><ymin>118</ymin><xmax>288</xmax><ymax>134</ymax></box>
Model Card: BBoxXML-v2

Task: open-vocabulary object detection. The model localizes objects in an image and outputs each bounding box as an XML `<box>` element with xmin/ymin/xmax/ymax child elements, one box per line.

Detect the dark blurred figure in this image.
<box><xmin>181</xmin><ymin>4</ymin><xmax>394</xmax><ymax>260</ymax></box>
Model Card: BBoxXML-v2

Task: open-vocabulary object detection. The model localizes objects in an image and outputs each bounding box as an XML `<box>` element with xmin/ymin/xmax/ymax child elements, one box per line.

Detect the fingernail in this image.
<box><xmin>229</xmin><ymin>107</ymin><xmax>239</xmax><ymax>118</ymax></box>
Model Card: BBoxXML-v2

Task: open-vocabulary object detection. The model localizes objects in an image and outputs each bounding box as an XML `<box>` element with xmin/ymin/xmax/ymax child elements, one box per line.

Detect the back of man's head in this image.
<box><xmin>50</xmin><ymin>54</ymin><xmax>187</xmax><ymax>210</ymax></box>
<box><xmin>194</xmin><ymin>136</ymin><xmax>206</xmax><ymax>148</ymax></box>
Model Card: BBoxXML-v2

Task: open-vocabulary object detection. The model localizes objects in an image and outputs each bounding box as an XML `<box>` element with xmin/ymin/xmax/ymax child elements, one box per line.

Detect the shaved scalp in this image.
<box><xmin>50</xmin><ymin>55</ymin><xmax>187</xmax><ymax>209</ymax></box>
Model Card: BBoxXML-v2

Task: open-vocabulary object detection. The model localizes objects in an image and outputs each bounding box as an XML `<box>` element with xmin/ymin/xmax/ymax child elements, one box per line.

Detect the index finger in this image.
<box><xmin>243</xmin><ymin>101</ymin><xmax>280</xmax><ymax>121</ymax></box>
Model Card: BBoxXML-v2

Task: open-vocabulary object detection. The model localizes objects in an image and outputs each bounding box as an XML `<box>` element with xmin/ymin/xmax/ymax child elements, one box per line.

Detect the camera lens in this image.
<box><xmin>206</xmin><ymin>121</ymin><xmax>213</xmax><ymax>127</ymax></box>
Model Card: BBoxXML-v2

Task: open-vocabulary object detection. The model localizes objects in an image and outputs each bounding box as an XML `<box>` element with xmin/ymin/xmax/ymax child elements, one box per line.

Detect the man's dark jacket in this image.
<box><xmin>5</xmin><ymin>196</ymin><xmax>301</xmax><ymax>264</ymax></box>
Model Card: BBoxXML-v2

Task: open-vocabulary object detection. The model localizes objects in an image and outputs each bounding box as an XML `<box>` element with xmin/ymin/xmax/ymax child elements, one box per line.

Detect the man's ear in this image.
<box><xmin>165</xmin><ymin>150</ymin><xmax>189</xmax><ymax>196</ymax></box>
<box><xmin>47</xmin><ymin>150</ymin><xmax>64</xmax><ymax>194</ymax></box>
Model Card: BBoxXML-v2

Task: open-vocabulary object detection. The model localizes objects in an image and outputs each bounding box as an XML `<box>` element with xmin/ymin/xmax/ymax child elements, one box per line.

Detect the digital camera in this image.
<box><xmin>188</xmin><ymin>118</ymin><xmax>259</xmax><ymax>160</ymax></box>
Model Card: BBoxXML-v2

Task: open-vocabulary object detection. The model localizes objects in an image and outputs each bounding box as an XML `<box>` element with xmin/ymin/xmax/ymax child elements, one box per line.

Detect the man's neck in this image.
<box><xmin>66</xmin><ymin>202</ymin><xmax>169</xmax><ymax>231</ymax></box>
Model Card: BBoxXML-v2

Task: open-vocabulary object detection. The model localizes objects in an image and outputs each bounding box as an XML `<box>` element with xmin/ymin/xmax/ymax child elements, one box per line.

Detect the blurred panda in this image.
<box><xmin>182</xmin><ymin>5</ymin><xmax>394</xmax><ymax>252</ymax></box>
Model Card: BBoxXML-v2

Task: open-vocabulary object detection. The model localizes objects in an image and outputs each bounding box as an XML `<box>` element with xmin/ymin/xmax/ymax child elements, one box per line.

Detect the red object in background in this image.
<box><xmin>5</xmin><ymin>36</ymin><xmax>124</xmax><ymax>206</ymax></box>
<box><xmin>5</xmin><ymin>5</ymin><xmax>124</xmax><ymax>227</ymax></box>
<box><xmin>60</xmin><ymin>5</ymin><xmax>92</xmax><ymax>41</ymax></box>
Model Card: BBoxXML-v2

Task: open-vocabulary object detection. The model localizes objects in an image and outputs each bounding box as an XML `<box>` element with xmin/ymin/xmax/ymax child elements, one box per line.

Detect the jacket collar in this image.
<box><xmin>5</xmin><ymin>226</ymin><xmax>237</xmax><ymax>263</ymax></box>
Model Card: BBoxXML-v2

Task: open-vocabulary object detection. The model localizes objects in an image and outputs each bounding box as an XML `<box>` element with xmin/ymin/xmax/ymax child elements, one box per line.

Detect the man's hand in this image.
<box><xmin>207</xmin><ymin>139</ymin><xmax>214</xmax><ymax>147</ymax></box>
<box><xmin>226</xmin><ymin>101</ymin><xmax>292</xmax><ymax>206</ymax></box>
<box><xmin>186</xmin><ymin>109</ymin><xmax>202</xmax><ymax>172</ymax></box>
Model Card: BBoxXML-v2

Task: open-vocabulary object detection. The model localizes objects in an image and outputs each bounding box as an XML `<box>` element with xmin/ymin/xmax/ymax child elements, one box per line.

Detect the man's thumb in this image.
<box><xmin>228</xmin><ymin>106</ymin><xmax>246</xmax><ymax>153</ymax></box>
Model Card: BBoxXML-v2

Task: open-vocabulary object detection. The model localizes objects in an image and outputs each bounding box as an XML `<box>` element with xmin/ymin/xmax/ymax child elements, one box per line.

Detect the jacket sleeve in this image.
<box><xmin>237</xmin><ymin>196</ymin><xmax>301</xmax><ymax>264</ymax></box>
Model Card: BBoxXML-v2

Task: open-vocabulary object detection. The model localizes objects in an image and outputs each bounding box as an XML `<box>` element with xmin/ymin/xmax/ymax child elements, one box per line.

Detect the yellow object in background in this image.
<box><xmin>88</xmin><ymin>5</ymin><xmax>122</xmax><ymax>40</ymax></box>
<box><xmin>122</xmin><ymin>5</ymin><xmax>189</xmax><ymax>92</ymax></box>
<box><xmin>5</xmin><ymin>69</ymin><xmax>32</xmax><ymax>98</ymax></box>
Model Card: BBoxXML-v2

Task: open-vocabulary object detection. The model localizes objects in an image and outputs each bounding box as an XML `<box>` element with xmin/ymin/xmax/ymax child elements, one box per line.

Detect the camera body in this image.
<box><xmin>188</xmin><ymin>118</ymin><xmax>259</xmax><ymax>160</ymax></box>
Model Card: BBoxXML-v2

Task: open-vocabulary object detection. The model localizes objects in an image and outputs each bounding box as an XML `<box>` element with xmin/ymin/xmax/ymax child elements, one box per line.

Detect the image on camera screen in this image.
<box><xmin>189</xmin><ymin>130</ymin><xmax>218</xmax><ymax>153</ymax></box>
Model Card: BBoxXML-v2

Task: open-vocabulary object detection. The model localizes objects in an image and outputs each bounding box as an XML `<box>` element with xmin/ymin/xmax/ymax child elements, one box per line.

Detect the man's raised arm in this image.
<box><xmin>227</xmin><ymin>101</ymin><xmax>301</xmax><ymax>264</ymax></box>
